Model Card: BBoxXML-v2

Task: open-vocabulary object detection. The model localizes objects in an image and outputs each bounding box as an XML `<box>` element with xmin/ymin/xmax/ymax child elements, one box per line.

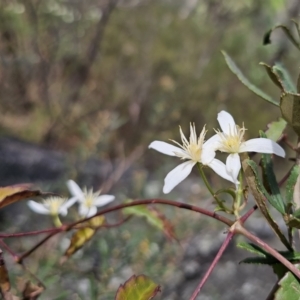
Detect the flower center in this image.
<box><xmin>187</xmin><ymin>143</ymin><xmax>202</xmax><ymax>162</ymax></box>
<box><xmin>44</xmin><ymin>197</ymin><xmax>65</xmax><ymax>215</ymax></box>
<box><xmin>217</xmin><ymin>125</ymin><xmax>246</xmax><ymax>153</ymax></box>
<box><xmin>84</xmin><ymin>193</ymin><xmax>94</xmax><ymax>208</ymax></box>
<box><xmin>172</xmin><ymin>123</ymin><xmax>206</xmax><ymax>163</ymax></box>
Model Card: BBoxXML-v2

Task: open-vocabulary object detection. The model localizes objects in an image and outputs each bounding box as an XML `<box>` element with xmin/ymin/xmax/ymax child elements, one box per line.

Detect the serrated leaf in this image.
<box><xmin>237</xmin><ymin>242</ymin><xmax>268</xmax><ymax>257</ymax></box>
<box><xmin>275</xmin><ymin>268</ymin><xmax>300</xmax><ymax>300</ymax></box>
<box><xmin>260</xmin><ymin>131</ymin><xmax>285</xmax><ymax>214</ymax></box>
<box><xmin>240</xmin><ymin>256</ymin><xmax>280</xmax><ymax>265</ymax></box>
<box><xmin>0</xmin><ymin>184</ymin><xmax>46</xmax><ymax>209</ymax></box>
<box><xmin>115</xmin><ymin>275</ymin><xmax>160</xmax><ymax>300</ymax></box>
<box><xmin>241</xmin><ymin>155</ymin><xmax>292</xmax><ymax>251</ymax></box>
<box><xmin>286</xmin><ymin>165</ymin><xmax>300</xmax><ymax>204</ymax></box>
<box><xmin>280</xmin><ymin>92</ymin><xmax>300</xmax><ymax>136</ymax></box>
<box><xmin>265</xmin><ymin>118</ymin><xmax>287</xmax><ymax>142</ymax></box>
<box><xmin>123</xmin><ymin>202</ymin><xmax>177</xmax><ymax>241</ymax></box>
<box><xmin>222</xmin><ymin>51</ymin><xmax>278</xmax><ymax>106</ymax></box>
<box><xmin>249</xmin><ymin>158</ymin><xmax>285</xmax><ymax>214</ymax></box>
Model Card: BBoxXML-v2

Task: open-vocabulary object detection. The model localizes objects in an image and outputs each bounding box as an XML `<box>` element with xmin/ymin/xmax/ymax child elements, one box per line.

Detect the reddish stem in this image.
<box><xmin>232</xmin><ymin>221</ymin><xmax>300</xmax><ymax>280</ymax></box>
<box><xmin>189</xmin><ymin>231</ymin><xmax>235</xmax><ymax>300</ymax></box>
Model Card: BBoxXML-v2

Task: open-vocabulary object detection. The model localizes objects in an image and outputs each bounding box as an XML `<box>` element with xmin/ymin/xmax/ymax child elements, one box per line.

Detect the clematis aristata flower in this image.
<box><xmin>211</xmin><ymin>110</ymin><xmax>285</xmax><ymax>183</ymax></box>
<box><xmin>28</xmin><ymin>196</ymin><xmax>77</xmax><ymax>227</ymax></box>
<box><xmin>27</xmin><ymin>196</ymin><xmax>77</xmax><ymax>216</ymax></box>
<box><xmin>149</xmin><ymin>123</ymin><xmax>235</xmax><ymax>194</ymax></box>
<box><xmin>67</xmin><ymin>180</ymin><xmax>115</xmax><ymax>218</ymax></box>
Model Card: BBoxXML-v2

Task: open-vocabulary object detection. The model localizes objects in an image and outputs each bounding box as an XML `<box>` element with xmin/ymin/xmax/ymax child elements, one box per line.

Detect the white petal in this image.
<box><xmin>59</xmin><ymin>207</ymin><xmax>68</xmax><ymax>216</ymax></box>
<box><xmin>93</xmin><ymin>195</ymin><xmax>115</xmax><ymax>207</ymax></box>
<box><xmin>61</xmin><ymin>197</ymin><xmax>78</xmax><ymax>210</ymax></box>
<box><xmin>240</xmin><ymin>138</ymin><xmax>285</xmax><ymax>157</ymax></box>
<box><xmin>208</xmin><ymin>159</ymin><xmax>238</xmax><ymax>184</ymax></box>
<box><xmin>201</xmin><ymin>146</ymin><xmax>216</xmax><ymax>165</ymax></box>
<box><xmin>163</xmin><ymin>161</ymin><xmax>196</xmax><ymax>194</ymax></box>
<box><xmin>27</xmin><ymin>201</ymin><xmax>50</xmax><ymax>215</ymax></box>
<box><xmin>217</xmin><ymin>111</ymin><xmax>236</xmax><ymax>135</ymax></box>
<box><xmin>226</xmin><ymin>153</ymin><xmax>241</xmax><ymax>183</ymax></box>
<box><xmin>78</xmin><ymin>204</ymin><xmax>89</xmax><ymax>217</ymax></box>
<box><xmin>149</xmin><ymin>141</ymin><xmax>183</xmax><ymax>156</ymax></box>
<box><xmin>204</xmin><ymin>134</ymin><xmax>222</xmax><ymax>151</ymax></box>
<box><xmin>86</xmin><ymin>206</ymin><xmax>97</xmax><ymax>218</ymax></box>
<box><xmin>67</xmin><ymin>180</ymin><xmax>84</xmax><ymax>200</ymax></box>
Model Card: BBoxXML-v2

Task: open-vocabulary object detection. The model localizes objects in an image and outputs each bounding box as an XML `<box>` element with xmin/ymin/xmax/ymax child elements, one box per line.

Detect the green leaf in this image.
<box><xmin>275</xmin><ymin>269</ymin><xmax>300</xmax><ymax>300</ymax></box>
<box><xmin>260</xmin><ymin>131</ymin><xmax>285</xmax><ymax>214</ymax></box>
<box><xmin>273</xmin><ymin>64</ymin><xmax>297</xmax><ymax>93</ymax></box>
<box><xmin>221</xmin><ymin>51</ymin><xmax>279</xmax><ymax>106</ymax></box>
<box><xmin>260</xmin><ymin>62</ymin><xmax>284</xmax><ymax>90</ymax></box>
<box><xmin>280</xmin><ymin>92</ymin><xmax>300</xmax><ymax>136</ymax></box>
<box><xmin>242</xmin><ymin>156</ymin><xmax>292</xmax><ymax>251</ymax></box>
<box><xmin>286</xmin><ymin>165</ymin><xmax>300</xmax><ymax>204</ymax></box>
<box><xmin>264</xmin><ymin>25</ymin><xmax>300</xmax><ymax>51</ymax></box>
<box><xmin>250</xmin><ymin>157</ymin><xmax>285</xmax><ymax>214</ymax></box>
<box><xmin>123</xmin><ymin>201</ymin><xmax>177</xmax><ymax>240</ymax></box>
<box><xmin>115</xmin><ymin>275</ymin><xmax>160</xmax><ymax>300</ymax></box>
<box><xmin>237</xmin><ymin>242</ymin><xmax>268</xmax><ymax>257</ymax></box>
<box><xmin>265</xmin><ymin>118</ymin><xmax>287</xmax><ymax>142</ymax></box>
<box><xmin>260</xmin><ymin>62</ymin><xmax>296</xmax><ymax>93</ymax></box>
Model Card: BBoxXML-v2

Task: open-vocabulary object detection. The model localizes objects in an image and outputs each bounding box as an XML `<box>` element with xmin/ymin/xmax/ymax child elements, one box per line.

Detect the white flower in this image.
<box><xmin>67</xmin><ymin>180</ymin><xmax>115</xmax><ymax>217</ymax></box>
<box><xmin>28</xmin><ymin>196</ymin><xmax>77</xmax><ymax>216</ymax></box>
<box><xmin>211</xmin><ymin>110</ymin><xmax>285</xmax><ymax>183</ymax></box>
<box><xmin>149</xmin><ymin>123</ymin><xmax>235</xmax><ymax>194</ymax></box>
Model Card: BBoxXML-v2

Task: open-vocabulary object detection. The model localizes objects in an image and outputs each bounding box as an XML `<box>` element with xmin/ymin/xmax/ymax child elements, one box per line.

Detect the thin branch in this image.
<box><xmin>189</xmin><ymin>231</ymin><xmax>235</xmax><ymax>300</ymax></box>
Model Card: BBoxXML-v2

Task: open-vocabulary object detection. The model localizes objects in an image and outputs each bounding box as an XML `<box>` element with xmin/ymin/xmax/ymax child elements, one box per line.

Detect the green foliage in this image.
<box><xmin>275</xmin><ymin>269</ymin><xmax>300</xmax><ymax>300</ymax></box>
<box><xmin>123</xmin><ymin>202</ymin><xmax>177</xmax><ymax>240</ymax></box>
<box><xmin>265</xmin><ymin>118</ymin><xmax>287</xmax><ymax>141</ymax></box>
<box><xmin>286</xmin><ymin>165</ymin><xmax>300</xmax><ymax>204</ymax></box>
<box><xmin>115</xmin><ymin>275</ymin><xmax>160</xmax><ymax>300</ymax></box>
<box><xmin>248</xmin><ymin>159</ymin><xmax>285</xmax><ymax>214</ymax></box>
<box><xmin>221</xmin><ymin>51</ymin><xmax>278</xmax><ymax>106</ymax></box>
<box><xmin>260</xmin><ymin>131</ymin><xmax>285</xmax><ymax>214</ymax></box>
<box><xmin>280</xmin><ymin>92</ymin><xmax>300</xmax><ymax>137</ymax></box>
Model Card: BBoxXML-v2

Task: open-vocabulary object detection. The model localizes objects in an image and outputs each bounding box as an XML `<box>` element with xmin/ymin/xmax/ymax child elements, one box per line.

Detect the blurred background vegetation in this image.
<box><xmin>1</xmin><ymin>0</ymin><xmax>299</xmax><ymax>160</ymax></box>
<box><xmin>1</xmin><ymin>0</ymin><xmax>300</xmax><ymax>299</ymax></box>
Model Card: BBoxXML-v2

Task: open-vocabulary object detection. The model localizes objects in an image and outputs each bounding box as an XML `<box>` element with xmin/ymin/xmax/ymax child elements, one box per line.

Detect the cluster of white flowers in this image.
<box><xmin>149</xmin><ymin>110</ymin><xmax>285</xmax><ymax>194</ymax></box>
<box><xmin>28</xmin><ymin>180</ymin><xmax>115</xmax><ymax>218</ymax></box>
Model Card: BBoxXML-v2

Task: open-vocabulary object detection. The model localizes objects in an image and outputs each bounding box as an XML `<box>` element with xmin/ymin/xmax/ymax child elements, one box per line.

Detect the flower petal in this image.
<box><xmin>93</xmin><ymin>195</ymin><xmax>115</xmax><ymax>207</ymax></box>
<box><xmin>201</xmin><ymin>145</ymin><xmax>216</xmax><ymax>165</ymax></box>
<box><xmin>86</xmin><ymin>206</ymin><xmax>97</xmax><ymax>218</ymax></box>
<box><xmin>163</xmin><ymin>161</ymin><xmax>196</xmax><ymax>194</ymax></box>
<box><xmin>67</xmin><ymin>180</ymin><xmax>85</xmax><ymax>200</ymax></box>
<box><xmin>204</xmin><ymin>134</ymin><xmax>222</xmax><ymax>151</ymax></box>
<box><xmin>61</xmin><ymin>197</ymin><xmax>78</xmax><ymax>210</ymax></box>
<box><xmin>226</xmin><ymin>153</ymin><xmax>241</xmax><ymax>183</ymax></box>
<box><xmin>149</xmin><ymin>141</ymin><xmax>183</xmax><ymax>156</ymax></box>
<box><xmin>217</xmin><ymin>111</ymin><xmax>236</xmax><ymax>135</ymax></box>
<box><xmin>27</xmin><ymin>201</ymin><xmax>50</xmax><ymax>215</ymax></box>
<box><xmin>240</xmin><ymin>138</ymin><xmax>285</xmax><ymax>157</ymax></box>
<box><xmin>78</xmin><ymin>204</ymin><xmax>90</xmax><ymax>217</ymax></box>
<box><xmin>208</xmin><ymin>159</ymin><xmax>238</xmax><ymax>184</ymax></box>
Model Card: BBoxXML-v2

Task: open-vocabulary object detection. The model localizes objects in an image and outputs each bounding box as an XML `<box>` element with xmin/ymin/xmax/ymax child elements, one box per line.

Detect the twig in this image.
<box><xmin>189</xmin><ymin>231</ymin><xmax>234</xmax><ymax>300</ymax></box>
